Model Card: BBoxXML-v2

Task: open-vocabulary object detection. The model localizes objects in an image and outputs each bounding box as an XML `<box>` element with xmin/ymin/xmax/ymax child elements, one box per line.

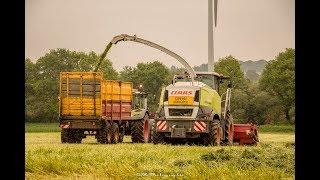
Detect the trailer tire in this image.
<box><xmin>105</xmin><ymin>122</ymin><xmax>113</xmax><ymax>144</ymax></box>
<box><xmin>119</xmin><ymin>125</ymin><xmax>124</xmax><ymax>143</ymax></box>
<box><xmin>74</xmin><ymin>130</ymin><xmax>83</xmax><ymax>143</ymax></box>
<box><xmin>99</xmin><ymin>122</ymin><xmax>112</xmax><ymax>144</ymax></box>
<box><xmin>131</xmin><ymin>114</ymin><xmax>149</xmax><ymax>143</ymax></box>
<box><xmin>61</xmin><ymin>129</ymin><xmax>82</xmax><ymax>143</ymax></box>
<box><xmin>119</xmin><ymin>134</ymin><xmax>124</xmax><ymax>143</ymax></box>
<box><xmin>97</xmin><ymin>130</ymin><xmax>105</xmax><ymax>144</ymax></box>
<box><xmin>151</xmin><ymin>120</ymin><xmax>165</xmax><ymax>144</ymax></box>
<box><xmin>202</xmin><ymin>120</ymin><xmax>221</xmax><ymax>146</ymax></box>
<box><xmin>111</xmin><ymin>123</ymin><xmax>120</xmax><ymax>144</ymax></box>
<box><xmin>61</xmin><ymin>129</ymin><xmax>70</xmax><ymax>143</ymax></box>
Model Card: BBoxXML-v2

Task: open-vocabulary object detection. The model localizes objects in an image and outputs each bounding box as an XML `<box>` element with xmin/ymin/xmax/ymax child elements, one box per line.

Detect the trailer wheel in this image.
<box><xmin>151</xmin><ymin>120</ymin><xmax>165</xmax><ymax>144</ymax></box>
<box><xmin>105</xmin><ymin>122</ymin><xmax>113</xmax><ymax>144</ymax></box>
<box><xmin>70</xmin><ymin>130</ymin><xmax>81</xmax><ymax>143</ymax></box>
<box><xmin>131</xmin><ymin>114</ymin><xmax>149</xmax><ymax>143</ymax></box>
<box><xmin>119</xmin><ymin>126</ymin><xmax>124</xmax><ymax>143</ymax></box>
<box><xmin>99</xmin><ymin>122</ymin><xmax>112</xmax><ymax>144</ymax></box>
<box><xmin>61</xmin><ymin>129</ymin><xmax>81</xmax><ymax>143</ymax></box>
<box><xmin>111</xmin><ymin>123</ymin><xmax>120</xmax><ymax>144</ymax></box>
<box><xmin>202</xmin><ymin>120</ymin><xmax>221</xmax><ymax>146</ymax></box>
<box><xmin>74</xmin><ymin>130</ymin><xmax>83</xmax><ymax>143</ymax></box>
<box><xmin>96</xmin><ymin>129</ymin><xmax>105</xmax><ymax>143</ymax></box>
<box><xmin>61</xmin><ymin>129</ymin><xmax>70</xmax><ymax>143</ymax></box>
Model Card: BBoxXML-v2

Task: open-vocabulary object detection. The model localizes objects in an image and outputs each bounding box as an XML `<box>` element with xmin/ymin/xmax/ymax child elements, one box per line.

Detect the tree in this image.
<box><xmin>120</xmin><ymin>61</ymin><xmax>171</xmax><ymax>111</ymax></box>
<box><xmin>230</xmin><ymin>82</ymin><xmax>285</xmax><ymax>125</ymax></box>
<box><xmin>214</xmin><ymin>55</ymin><xmax>247</xmax><ymax>93</ymax></box>
<box><xmin>25</xmin><ymin>48</ymin><xmax>118</xmax><ymax>122</ymax></box>
<box><xmin>259</xmin><ymin>48</ymin><xmax>295</xmax><ymax>122</ymax></box>
<box><xmin>230</xmin><ymin>89</ymin><xmax>250</xmax><ymax>122</ymax></box>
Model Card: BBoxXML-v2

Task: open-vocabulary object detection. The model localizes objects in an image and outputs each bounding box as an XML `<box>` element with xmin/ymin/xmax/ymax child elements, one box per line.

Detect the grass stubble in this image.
<box><xmin>25</xmin><ymin>130</ymin><xmax>294</xmax><ymax>180</ymax></box>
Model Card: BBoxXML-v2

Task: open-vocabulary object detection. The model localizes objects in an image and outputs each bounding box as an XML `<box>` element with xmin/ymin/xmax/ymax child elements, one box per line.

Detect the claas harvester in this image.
<box><xmin>152</xmin><ymin>71</ymin><xmax>259</xmax><ymax>145</ymax></box>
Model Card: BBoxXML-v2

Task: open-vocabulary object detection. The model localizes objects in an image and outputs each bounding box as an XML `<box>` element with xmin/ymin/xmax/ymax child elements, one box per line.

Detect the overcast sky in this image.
<box><xmin>26</xmin><ymin>0</ymin><xmax>294</xmax><ymax>71</ymax></box>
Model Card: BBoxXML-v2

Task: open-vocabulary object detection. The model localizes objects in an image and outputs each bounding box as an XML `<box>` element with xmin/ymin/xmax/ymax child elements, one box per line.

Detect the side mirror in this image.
<box><xmin>227</xmin><ymin>81</ymin><xmax>232</xmax><ymax>88</ymax></box>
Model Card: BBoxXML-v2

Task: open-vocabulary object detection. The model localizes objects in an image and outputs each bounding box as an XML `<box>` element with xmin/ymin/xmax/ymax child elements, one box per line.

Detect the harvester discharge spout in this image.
<box><xmin>93</xmin><ymin>34</ymin><xmax>196</xmax><ymax>82</ymax></box>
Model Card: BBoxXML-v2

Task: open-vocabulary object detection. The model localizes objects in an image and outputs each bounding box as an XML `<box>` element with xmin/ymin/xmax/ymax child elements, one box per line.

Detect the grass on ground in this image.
<box><xmin>25</xmin><ymin>131</ymin><xmax>294</xmax><ymax>179</ymax></box>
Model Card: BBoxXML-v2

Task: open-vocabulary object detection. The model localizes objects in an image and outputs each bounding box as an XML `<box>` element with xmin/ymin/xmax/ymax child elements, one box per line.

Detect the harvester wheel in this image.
<box><xmin>202</xmin><ymin>120</ymin><xmax>221</xmax><ymax>146</ymax></box>
<box><xmin>151</xmin><ymin>120</ymin><xmax>165</xmax><ymax>144</ymax></box>
<box><xmin>111</xmin><ymin>123</ymin><xmax>120</xmax><ymax>144</ymax></box>
<box><xmin>131</xmin><ymin>114</ymin><xmax>149</xmax><ymax>143</ymax></box>
<box><xmin>147</xmin><ymin>119</ymin><xmax>154</xmax><ymax>143</ymax></box>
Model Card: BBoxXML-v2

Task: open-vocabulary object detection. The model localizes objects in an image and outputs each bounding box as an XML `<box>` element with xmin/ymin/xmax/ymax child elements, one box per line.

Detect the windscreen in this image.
<box><xmin>195</xmin><ymin>76</ymin><xmax>214</xmax><ymax>89</ymax></box>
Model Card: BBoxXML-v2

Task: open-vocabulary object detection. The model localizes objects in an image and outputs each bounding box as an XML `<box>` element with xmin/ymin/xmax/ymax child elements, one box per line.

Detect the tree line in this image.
<box><xmin>25</xmin><ymin>48</ymin><xmax>295</xmax><ymax>124</ymax></box>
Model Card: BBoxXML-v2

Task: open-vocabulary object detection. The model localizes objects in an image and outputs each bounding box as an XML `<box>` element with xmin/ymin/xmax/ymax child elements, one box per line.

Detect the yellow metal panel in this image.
<box><xmin>59</xmin><ymin>72</ymin><xmax>133</xmax><ymax>117</ymax></box>
<box><xmin>59</xmin><ymin>72</ymin><xmax>103</xmax><ymax>116</ymax></box>
<box><xmin>61</xmin><ymin>109</ymin><xmax>101</xmax><ymax>116</ymax></box>
<box><xmin>102</xmin><ymin>80</ymin><xmax>132</xmax><ymax>102</ymax></box>
<box><xmin>200</xmin><ymin>87</ymin><xmax>221</xmax><ymax>115</ymax></box>
<box><xmin>168</xmin><ymin>96</ymin><xmax>194</xmax><ymax>105</ymax></box>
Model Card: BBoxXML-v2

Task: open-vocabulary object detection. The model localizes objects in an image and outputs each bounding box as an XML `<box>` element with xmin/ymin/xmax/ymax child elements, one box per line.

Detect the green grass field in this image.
<box><xmin>25</xmin><ymin>124</ymin><xmax>295</xmax><ymax>179</ymax></box>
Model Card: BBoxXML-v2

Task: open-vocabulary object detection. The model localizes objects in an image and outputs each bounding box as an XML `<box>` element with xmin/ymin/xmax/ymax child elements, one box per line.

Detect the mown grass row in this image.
<box><xmin>25</xmin><ymin>123</ymin><xmax>295</xmax><ymax>133</ymax></box>
<box><xmin>25</xmin><ymin>133</ymin><xmax>294</xmax><ymax>179</ymax></box>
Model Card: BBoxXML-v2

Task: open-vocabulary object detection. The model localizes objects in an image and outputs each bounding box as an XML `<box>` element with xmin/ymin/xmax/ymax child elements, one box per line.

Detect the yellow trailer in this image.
<box><xmin>59</xmin><ymin>72</ymin><xmax>150</xmax><ymax>144</ymax></box>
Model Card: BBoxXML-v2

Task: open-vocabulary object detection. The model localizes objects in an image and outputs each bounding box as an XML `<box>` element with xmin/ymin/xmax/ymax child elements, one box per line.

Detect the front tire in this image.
<box><xmin>151</xmin><ymin>120</ymin><xmax>165</xmax><ymax>144</ymax></box>
<box><xmin>202</xmin><ymin>120</ymin><xmax>221</xmax><ymax>146</ymax></box>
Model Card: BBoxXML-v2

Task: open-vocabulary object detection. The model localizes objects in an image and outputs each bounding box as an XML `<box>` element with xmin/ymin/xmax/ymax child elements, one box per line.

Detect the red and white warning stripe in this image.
<box><xmin>194</xmin><ymin>121</ymin><xmax>206</xmax><ymax>132</ymax></box>
<box><xmin>157</xmin><ymin>120</ymin><xmax>167</xmax><ymax>131</ymax></box>
<box><xmin>60</xmin><ymin>124</ymin><xmax>70</xmax><ymax>129</ymax></box>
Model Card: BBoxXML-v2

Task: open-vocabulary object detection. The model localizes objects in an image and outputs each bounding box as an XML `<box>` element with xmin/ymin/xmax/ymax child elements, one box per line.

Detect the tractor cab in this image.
<box><xmin>132</xmin><ymin>89</ymin><xmax>148</xmax><ymax>110</ymax></box>
<box><xmin>131</xmin><ymin>84</ymin><xmax>149</xmax><ymax>119</ymax></box>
